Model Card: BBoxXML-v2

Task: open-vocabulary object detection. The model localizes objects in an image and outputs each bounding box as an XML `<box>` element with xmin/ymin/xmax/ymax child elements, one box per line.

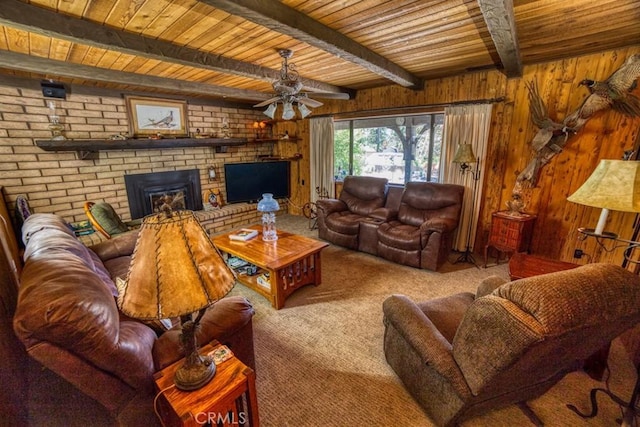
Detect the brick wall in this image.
<box><xmin>0</xmin><ymin>81</ymin><xmax>276</xmax><ymax>231</ymax></box>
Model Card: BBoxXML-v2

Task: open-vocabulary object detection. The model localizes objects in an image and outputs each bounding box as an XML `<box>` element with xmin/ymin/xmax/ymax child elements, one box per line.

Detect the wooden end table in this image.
<box><xmin>508</xmin><ymin>252</ymin><xmax>579</xmax><ymax>280</ymax></box>
<box><xmin>212</xmin><ymin>225</ymin><xmax>329</xmax><ymax>309</ymax></box>
<box><xmin>484</xmin><ymin>211</ymin><xmax>536</xmax><ymax>267</ymax></box>
<box><xmin>154</xmin><ymin>341</ymin><xmax>259</xmax><ymax>427</ymax></box>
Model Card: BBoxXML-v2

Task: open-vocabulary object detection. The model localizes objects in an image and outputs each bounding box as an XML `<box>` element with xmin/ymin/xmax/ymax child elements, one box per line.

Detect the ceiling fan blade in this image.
<box><xmin>297</xmin><ymin>97</ymin><xmax>323</xmax><ymax>108</ymax></box>
<box><xmin>253</xmin><ymin>97</ymin><xmax>280</xmax><ymax>108</ymax></box>
<box><xmin>306</xmin><ymin>92</ymin><xmax>351</xmax><ymax>100</ymax></box>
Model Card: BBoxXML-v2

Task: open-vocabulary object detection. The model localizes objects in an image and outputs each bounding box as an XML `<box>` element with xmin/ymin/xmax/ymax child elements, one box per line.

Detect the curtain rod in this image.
<box><xmin>313</xmin><ymin>97</ymin><xmax>505</xmax><ymax>119</ymax></box>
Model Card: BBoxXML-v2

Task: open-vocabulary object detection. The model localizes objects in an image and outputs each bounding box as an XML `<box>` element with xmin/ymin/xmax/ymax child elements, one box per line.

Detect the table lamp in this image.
<box><xmin>117</xmin><ymin>205</ymin><xmax>235</xmax><ymax>391</ymax></box>
<box><xmin>567</xmin><ymin>159</ymin><xmax>640</xmax><ymax>237</ymax></box>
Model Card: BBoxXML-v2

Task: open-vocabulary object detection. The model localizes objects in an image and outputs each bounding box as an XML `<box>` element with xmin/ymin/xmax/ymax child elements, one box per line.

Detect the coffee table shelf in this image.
<box><xmin>213</xmin><ymin>225</ymin><xmax>328</xmax><ymax>309</ymax></box>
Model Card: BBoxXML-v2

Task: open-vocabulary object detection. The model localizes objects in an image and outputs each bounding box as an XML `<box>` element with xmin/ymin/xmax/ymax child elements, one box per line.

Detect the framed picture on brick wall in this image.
<box><xmin>125</xmin><ymin>96</ymin><xmax>189</xmax><ymax>137</ymax></box>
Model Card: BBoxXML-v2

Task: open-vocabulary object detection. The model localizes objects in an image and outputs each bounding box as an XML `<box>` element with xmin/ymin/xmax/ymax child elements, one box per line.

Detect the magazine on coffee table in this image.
<box><xmin>229</xmin><ymin>228</ymin><xmax>258</xmax><ymax>241</ymax></box>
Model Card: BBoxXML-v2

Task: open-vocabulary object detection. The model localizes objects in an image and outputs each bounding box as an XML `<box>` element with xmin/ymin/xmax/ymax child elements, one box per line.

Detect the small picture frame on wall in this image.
<box><xmin>125</xmin><ymin>95</ymin><xmax>188</xmax><ymax>137</ymax></box>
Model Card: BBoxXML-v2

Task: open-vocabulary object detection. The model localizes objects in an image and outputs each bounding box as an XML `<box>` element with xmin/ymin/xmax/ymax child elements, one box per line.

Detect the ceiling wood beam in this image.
<box><xmin>0</xmin><ymin>51</ymin><xmax>271</xmax><ymax>102</ymax></box>
<box><xmin>202</xmin><ymin>0</ymin><xmax>423</xmax><ymax>89</ymax></box>
<box><xmin>0</xmin><ymin>0</ymin><xmax>347</xmax><ymax>95</ymax></box>
<box><xmin>477</xmin><ymin>0</ymin><xmax>523</xmax><ymax>78</ymax></box>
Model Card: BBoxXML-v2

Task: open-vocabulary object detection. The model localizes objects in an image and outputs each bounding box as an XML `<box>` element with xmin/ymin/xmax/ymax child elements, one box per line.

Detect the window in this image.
<box><xmin>334</xmin><ymin>113</ymin><xmax>444</xmax><ymax>184</ymax></box>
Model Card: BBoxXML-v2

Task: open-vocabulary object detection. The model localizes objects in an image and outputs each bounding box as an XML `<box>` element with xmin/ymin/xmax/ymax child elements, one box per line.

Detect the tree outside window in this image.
<box><xmin>334</xmin><ymin>113</ymin><xmax>444</xmax><ymax>184</ymax></box>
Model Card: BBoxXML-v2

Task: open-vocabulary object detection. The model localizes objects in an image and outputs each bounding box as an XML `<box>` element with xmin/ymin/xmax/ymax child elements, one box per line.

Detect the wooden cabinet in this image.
<box><xmin>483</xmin><ymin>211</ymin><xmax>536</xmax><ymax>267</ymax></box>
<box><xmin>154</xmin><ymin>342</ymin><xmax>259</xmax><ymax>427</ymax></box>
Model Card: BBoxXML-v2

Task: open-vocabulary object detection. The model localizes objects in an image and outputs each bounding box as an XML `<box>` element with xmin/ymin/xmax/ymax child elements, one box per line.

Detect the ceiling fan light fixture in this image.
<box><xmin>298</xmin><ymin>103</ymin><xmax>312</xmax><ymax>119</ymax></box>
<box><xmin>282</xmin><ymin>101</ymin><xmax>295</xmax><ymax>120</ymax></box>
<box><xmin>263</xmin><ymin>103</ymin><xmax>277</xmax><ymax>119</ymax></box>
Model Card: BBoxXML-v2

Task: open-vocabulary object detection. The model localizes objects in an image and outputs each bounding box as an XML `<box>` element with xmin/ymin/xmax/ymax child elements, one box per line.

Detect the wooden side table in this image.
<box><xmin>508</xmin><ymin>253</ymin><xmax>579</xmax><ymax>280</ymax></box>
<box><xmin>154</xmin><ymin>342</ymin><xmax>259</xmax><ymax>427</ymax></box>
<box><xmin>484</xmin><ymin>211</ymin><xmax>536</xmax><ymax>267</ymax></box>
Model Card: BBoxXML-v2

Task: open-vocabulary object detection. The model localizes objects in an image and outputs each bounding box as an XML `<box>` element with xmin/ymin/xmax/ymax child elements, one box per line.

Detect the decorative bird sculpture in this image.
<box><xmin>518</xmin><ymin>54</ymin><xmax>640</xmax><ymax>186</ymax></box>
<box><xmin>517</xmin><ymin>81</ymin><xmax>574</xmax><ymax>184</ymax></box>
<box><xmin>564</xmin><ymin>54</ymin><xmax>640</xmax><ymax>130</ymax></box>
<box><xmin>526</xmin><ymin>80</ymin><xmax>570</xmax><ymax>152</ymax></box>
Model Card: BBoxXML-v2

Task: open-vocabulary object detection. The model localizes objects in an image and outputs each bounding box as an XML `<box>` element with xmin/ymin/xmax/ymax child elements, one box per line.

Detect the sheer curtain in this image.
<box><xmin>310</xmin><ymin>116</ymin><xmax>335</xmax><ymax>201</ymax></box>
<box><xmin>441</xmin><ymin>104</ymin><xmax>493</xmax><ymax>252</ymax></box>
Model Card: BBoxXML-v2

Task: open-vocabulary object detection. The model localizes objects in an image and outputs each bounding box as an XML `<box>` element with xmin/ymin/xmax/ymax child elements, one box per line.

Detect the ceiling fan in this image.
<box><xmin>254</xmin><ymin>49</ymin><xmax>350</xmax><ymax>120</ymax></box>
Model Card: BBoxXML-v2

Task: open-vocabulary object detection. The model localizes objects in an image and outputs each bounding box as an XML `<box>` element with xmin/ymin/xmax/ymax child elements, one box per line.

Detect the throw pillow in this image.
<box><xmin>91</xmin><ymin>202</ymin><xmax>129</xmax><ymax>236</ymax></box>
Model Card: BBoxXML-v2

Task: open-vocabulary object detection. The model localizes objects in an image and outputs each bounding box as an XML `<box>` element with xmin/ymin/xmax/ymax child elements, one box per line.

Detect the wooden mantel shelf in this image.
<box><xmin>35</xmin><ymin>137</ymin><xmax>247</xmax><ymax>158</ymax></box>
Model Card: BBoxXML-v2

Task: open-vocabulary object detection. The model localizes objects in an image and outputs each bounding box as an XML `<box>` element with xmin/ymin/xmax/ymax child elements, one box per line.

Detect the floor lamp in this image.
<box><xmin>452</xmin><ymin>143</ymin><xmax>481</xmax><ymax>266</ymax></box>
<box><xmin>565</xmin><ymin>158</ymin><xmax>640</xmax><ymax>425</ymax></box>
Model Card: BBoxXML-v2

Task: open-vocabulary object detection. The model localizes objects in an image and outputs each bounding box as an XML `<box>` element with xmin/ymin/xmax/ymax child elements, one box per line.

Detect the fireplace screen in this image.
<box><xmin>125</xmin><ymin>169</ymin><xmax>202</xmax><ymax>219</ymax></box>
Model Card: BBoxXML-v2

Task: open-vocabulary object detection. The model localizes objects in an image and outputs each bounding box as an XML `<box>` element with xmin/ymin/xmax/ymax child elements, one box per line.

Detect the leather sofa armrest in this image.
<box><xmin>316</xmin><ymin>198</ymin><xmax>348</xmax><ymax>216</ymax></box>
<box><xmin>26</xmin><ymin>341</ymin><xmax>143</xmax><ymax>414</ymax></box>
<box><xmin>420</xmin><ymin>217</ymin><xmax>458</xmax><ymax>234</ymax></box>
<box><xmin>369</xmin><ymin>207</ymin><xmax>397</xmax><ymax>221</ymax></box>
<box><xmin>153</xmin><ymin>296</ymin><xmax>255</xmax><ymax>371</ymax></box>
<box><xmin>90</xmin><ymin>231</ymin><xmax>138</xmax><ymax>262</ymax></box>
<box><xmin>382</xmin><ymin>294</ymin><xmax>469</xmax><ymax>396</ymax></box>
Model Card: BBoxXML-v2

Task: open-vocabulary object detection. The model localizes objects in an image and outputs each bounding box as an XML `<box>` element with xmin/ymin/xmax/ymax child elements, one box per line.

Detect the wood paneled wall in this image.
<box><xmin>292</xmin><ymin>46</ymin><xmax>640</xmax><ymax>265</ymax></box>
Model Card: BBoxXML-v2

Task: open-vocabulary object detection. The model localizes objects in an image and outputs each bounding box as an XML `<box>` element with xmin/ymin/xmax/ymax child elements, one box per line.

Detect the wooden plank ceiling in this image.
<box><xmin>0</xmin><ymin>0</ymin><xmax>638</xmax><ymax>106</ymax></box>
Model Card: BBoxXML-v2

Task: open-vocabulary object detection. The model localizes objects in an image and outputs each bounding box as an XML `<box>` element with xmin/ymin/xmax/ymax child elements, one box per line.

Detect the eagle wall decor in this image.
<box><xmin>518</xmin><ymin>54</ymin><xmax>640</xmax><ymax>186</ymax></box>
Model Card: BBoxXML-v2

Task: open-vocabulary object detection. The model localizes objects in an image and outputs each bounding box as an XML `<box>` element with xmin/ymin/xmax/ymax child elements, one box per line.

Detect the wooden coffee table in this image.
<box><xmin>212</xmin><ymin>225</ymin><xmax>328</xmax><ymax>309</ymax></box>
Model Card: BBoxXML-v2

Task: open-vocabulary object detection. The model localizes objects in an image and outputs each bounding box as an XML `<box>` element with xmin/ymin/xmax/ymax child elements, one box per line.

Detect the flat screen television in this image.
<box><xmin>224</xmin><ymin>161</ymin><xmax>290</xmax><ymax>204</ymax></box>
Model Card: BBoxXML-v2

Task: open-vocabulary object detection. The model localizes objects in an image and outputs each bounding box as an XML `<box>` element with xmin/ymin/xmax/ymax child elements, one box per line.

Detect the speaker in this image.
<box><xmin>41</xmin><ymin>81</ymin><xmax>66</xmax><ymax>99</ymax></box>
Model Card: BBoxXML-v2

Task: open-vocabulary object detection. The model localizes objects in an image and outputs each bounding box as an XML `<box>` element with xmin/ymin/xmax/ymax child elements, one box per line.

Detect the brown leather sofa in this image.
<box><xmin>383</xmin><ymin>263</ymin><xmax>640</xmax><ymax>426</ymax></box>
<box><xmin>12</xmin><ymin>213</ymin><xmax>255</xmax><ymax>424</ymax></box>
<box><xmin>317</xmin><ymin>176</ymin><xmax>464</xmax><ymax>271</ymax></box>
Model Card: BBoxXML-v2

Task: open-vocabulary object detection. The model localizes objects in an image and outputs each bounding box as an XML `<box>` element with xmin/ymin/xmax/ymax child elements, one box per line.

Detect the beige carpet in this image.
<box><xmin>229</xmin><ymin>215</ymin><xmax>638</xmax><ymax>427</ymax></box>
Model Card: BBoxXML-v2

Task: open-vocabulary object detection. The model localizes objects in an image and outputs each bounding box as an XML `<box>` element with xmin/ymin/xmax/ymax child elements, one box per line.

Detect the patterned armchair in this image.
<box><xmin>383</xmin><ymin>263</ymin><xmax>640</xmax><ymax>426</ymax></box>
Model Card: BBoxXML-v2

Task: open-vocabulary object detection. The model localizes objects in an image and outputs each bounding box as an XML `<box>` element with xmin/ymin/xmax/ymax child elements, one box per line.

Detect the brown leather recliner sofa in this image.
<box><xmin>12</xmin><ymin>213</ymin><xmax>255</xmax><ymax>424</ymax></box>
<box><xmin>317</xmin><ymin>176</ymin><xmax>464</xmax><ymax>271</ymax></box>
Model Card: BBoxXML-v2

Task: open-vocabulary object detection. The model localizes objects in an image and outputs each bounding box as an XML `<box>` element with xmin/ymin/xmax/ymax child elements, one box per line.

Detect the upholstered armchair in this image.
<box><xmin>316</xmin><ymin>176</ymin><xmax>388</xmax><ymax>250</ymax></box>
<box><xmin>383</xmin><ymin>264</ymin><xmax>640</xmax><ymax>426</ymax></box>
<box><xmin>377</xmin><ymin>182</ymin><xmax>464</xmax><ymax>270</ymax></box>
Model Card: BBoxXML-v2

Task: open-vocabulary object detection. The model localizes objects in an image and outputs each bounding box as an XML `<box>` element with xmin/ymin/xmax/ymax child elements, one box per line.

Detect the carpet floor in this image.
<box><xmin>228</xmin><ymin>215</ymin><xmax>638</xmax><ymax>427</ymax></box>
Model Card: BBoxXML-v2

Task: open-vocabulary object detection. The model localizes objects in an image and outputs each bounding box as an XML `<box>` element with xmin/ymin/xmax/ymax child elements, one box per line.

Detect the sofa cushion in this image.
<box><xmin>418</xmin><ymin>292</ymin><xmax>474</xmax><ymax>344</ymax></box>
<box><xmin>398</xmin><ymin>182</ymin><xmax>464</xmax><ymax>227</ymax></box>
<box><xmin>22</xmin><ymin>214</ymin><xmax>117</xmax><ymax>296</ymax></box>
<box><xmin>377</xmin><ymin>221</ymin><xmax>421</xmax><ymax>250</ymax></box>
<box><xmin>339</xmin><ymin>176</ymin><xmax>387</xmax><ymax>216</ymax></box>
<box><xmin>15</xmin><ymin>255</ymin><xmax>157</xmax><ymax>390</ymax></box>
<box><xmin>494</xmin><ymin>263</ymin><xmax>640</xmax><ymax>334</ymax></box>
<box><xmin>325</xmin><ymin>211</ymin><xmax>367</xmax><ymax>235</ymax></box>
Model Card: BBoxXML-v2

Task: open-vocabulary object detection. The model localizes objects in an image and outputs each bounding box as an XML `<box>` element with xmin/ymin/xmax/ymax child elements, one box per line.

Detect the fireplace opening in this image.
<box><xmin>125</xmin><ymin>169</ymin><xmax>202</xmax><ymax>219</ymax></box>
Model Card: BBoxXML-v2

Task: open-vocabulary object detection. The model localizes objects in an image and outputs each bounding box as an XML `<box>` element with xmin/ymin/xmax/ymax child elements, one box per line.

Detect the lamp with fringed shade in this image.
<box><xmin>117</xmin><ymin>207</ymin><xmax>235</xmax><ymax>391</ymax></box>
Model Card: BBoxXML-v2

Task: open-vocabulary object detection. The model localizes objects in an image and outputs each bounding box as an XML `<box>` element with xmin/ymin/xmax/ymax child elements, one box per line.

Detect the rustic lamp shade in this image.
<box><xmin>117</xmin><ymin>209</ymin><xmax>235</xmax><ymax>390</ymax></box>
<box><xmin>567</xmin><ymin>160</ymin><xmax>640</xmax><ymax>235</ymax></box>
<box><xmin>452</xmin><ymin>143</ymin><xmax>477</xmax><ymax>171</ymax></box>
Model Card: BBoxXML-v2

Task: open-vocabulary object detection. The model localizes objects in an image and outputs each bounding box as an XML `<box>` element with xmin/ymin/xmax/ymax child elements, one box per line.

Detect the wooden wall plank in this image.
<box><xmin>311</xmin><ymin>46</ymin><xmax>640</xmax><ymax>264</ymax></box>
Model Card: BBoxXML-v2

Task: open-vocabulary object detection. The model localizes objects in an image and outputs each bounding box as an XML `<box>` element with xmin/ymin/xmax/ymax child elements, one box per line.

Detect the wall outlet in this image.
<box><xmin>573</xmin><ymin>249</ymin><xmax>584</xmax><ymax>259</ymax></box>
